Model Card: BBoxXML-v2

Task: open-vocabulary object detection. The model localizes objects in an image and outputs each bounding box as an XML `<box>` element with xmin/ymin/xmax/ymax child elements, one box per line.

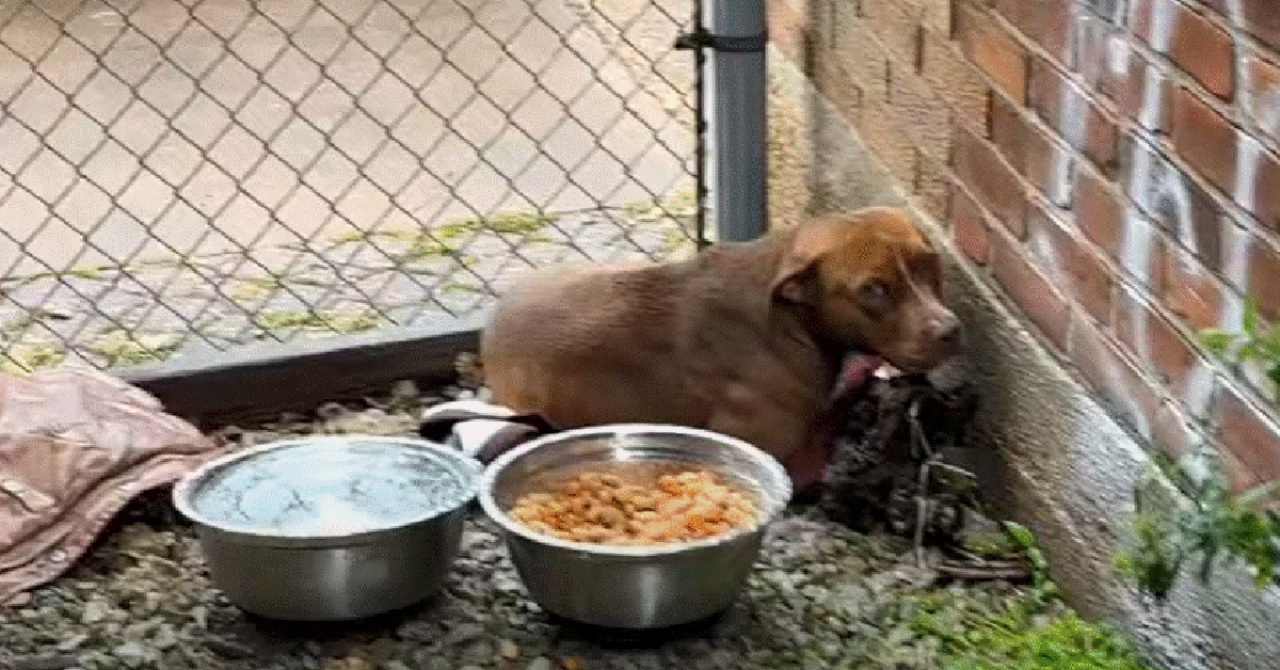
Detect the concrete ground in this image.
<box><xmin>0</xmin><ymin>0</ymin><xmax>697</xmax><ymax>370</ymax></box>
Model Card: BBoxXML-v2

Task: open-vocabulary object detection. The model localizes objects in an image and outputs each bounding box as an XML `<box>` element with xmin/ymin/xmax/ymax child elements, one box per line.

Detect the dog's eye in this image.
<box><xmin>858</xmin><ymin>281</ymin><xmax>890</xmax><ymax>307</ymax></box>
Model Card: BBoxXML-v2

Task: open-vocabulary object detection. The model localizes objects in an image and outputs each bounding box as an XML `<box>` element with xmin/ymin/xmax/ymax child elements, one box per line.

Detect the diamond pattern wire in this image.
<box><xmin>0</xmin><ymin>0</ymin><xmax>699</xmax><ymax>372</ymax></box>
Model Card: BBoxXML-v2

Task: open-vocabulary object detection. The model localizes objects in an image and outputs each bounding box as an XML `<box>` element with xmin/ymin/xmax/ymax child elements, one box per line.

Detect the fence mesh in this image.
<box><xmin>0</xmin><ymin>0</ymin><xmax>698</xmax><ymax>372</ymax></box>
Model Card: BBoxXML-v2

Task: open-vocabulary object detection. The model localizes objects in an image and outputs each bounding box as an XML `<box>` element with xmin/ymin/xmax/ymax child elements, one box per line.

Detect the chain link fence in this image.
<box><xmin>0</xmin><ymin>0</ymin><xmax>699</xmax><ymax>372</ymax></box>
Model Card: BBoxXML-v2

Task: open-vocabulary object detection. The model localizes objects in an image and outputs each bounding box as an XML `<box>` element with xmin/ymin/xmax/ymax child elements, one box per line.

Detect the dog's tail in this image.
<box><xmin>454</xmin><ymin>351</ymin><xmax>485</xmax><ymax>389</ymax></box>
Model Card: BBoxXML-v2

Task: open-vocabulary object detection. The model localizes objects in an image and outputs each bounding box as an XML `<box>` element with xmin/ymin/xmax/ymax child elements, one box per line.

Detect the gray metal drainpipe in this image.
<box><xmin>705</xmin><ymin>0</ymin><xmax>768</xmax><ymax>243</ymax></box>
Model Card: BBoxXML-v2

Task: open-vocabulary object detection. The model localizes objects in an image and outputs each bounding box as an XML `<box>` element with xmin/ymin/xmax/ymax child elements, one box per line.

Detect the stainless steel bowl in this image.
<box><xmin>173</xmin><ymin>436</ymin><xmax>482</xmax><ymax>621</ymax></box>
<box><xmin>479</xmin><ymin>424</ymin><xmax>792</xmax><ymax>629</ymax></box>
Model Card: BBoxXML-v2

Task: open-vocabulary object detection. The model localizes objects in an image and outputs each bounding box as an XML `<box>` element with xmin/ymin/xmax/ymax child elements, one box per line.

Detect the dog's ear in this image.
<box><xmin>771</xmin><ymin>251</ymin><xmax>819</xmax><ymax>304</ymax></box>
<box><xmin>770</xmin><ymin>223</ymin><xmax>845</xmax><ymax>305</ymax></box>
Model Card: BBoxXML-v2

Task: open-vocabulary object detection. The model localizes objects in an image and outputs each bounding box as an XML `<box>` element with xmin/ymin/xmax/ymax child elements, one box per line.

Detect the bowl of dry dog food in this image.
<box><xmin>478</xmin><ymin>424</ymin><xmax>792</xmax><ymax>629</ymax></box>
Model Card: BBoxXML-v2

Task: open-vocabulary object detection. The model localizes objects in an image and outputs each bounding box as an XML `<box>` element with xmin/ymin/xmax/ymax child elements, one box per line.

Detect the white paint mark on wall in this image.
<box><xmin>1234</xmin><ymin>134</ymin><xmax>1262</xmax><ymax>216</ymax></box>
<box><xmin>1134</xmin><ymin>0</ymin><xmax>1176</xmax><ymax>130</ymax></box>
<box><xmin>1106</xmin><ymin>30</ymin><xmax>1130</xmax><ymax>78</ymax></box>
<box><xmin>1254</xmin><ymin>78</ymin><xmax>1280</xmax><ymax>139</ymax></box>
<box><xmin>1127</xmin><ymin>138</ymin><xmax>1199</xmax><ymax>251</ymax></box>
<box><xmin>1027</xmin><ymin>216</ymin><xmax>1066</xmax><ymax>283</ymax></box>
<box><xmin>1222</xmin><ymin>0</ymin><xmax>1254</xmax><ymax>317</ymax></box>
<box><xmin>1059</xmin><ymin>84</ymin><xmax>1089</xmax><ymax>152</ymax></box>
<box><xmin>1221</xmin><ymin>222</ymin><xmax>1250</xmax><ymax>330</ymax></box>
<box><xmin>1184</xmin><ymin>362</ymin><xmax>1217</xmax><ymax>418</ymax></box>
<box><xmin>1140</xmin><ymin>0</ymin><xmax>1176</xmax><ymax>52</ymax></box>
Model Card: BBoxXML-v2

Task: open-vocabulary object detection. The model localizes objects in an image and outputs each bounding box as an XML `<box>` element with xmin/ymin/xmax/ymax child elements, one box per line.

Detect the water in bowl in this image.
<box><xmin>189</xmin><ymin>439</ymin><xmax>473</xmax><ymax>537</ymax></box>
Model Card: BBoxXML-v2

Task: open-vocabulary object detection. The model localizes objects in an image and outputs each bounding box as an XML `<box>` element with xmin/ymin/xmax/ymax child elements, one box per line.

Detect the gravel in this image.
<box><xmin>0</xmin><ymin>380</ymin><xmax>1045</xmax><ymax>670</ymax></box>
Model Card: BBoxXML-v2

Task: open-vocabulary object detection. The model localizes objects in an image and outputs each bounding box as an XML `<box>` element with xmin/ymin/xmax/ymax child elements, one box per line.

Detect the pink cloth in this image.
<box><xmin>0</xmin><ymin>367</ymin><xmax>221</xmax><ymax>603</ymax></box>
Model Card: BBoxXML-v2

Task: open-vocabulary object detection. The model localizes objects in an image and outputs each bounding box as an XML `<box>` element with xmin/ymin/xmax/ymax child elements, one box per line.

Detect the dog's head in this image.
<box><xmin>771</xmin><ymin>207</ymin><xmax>962</xmax><ymax>373</ymax></box>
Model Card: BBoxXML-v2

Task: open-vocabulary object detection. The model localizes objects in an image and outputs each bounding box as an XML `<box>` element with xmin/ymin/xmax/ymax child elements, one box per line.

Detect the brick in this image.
<box><xmin>1113</xmin><ymin>50</ymin><xmax>1170</xmax><ymax>133</ymax></box>
<box><xmin>915</xmin><ymin>150</ymin><xmax>951</xmax><ymax>221</ymax></box>
<box><xmin>990</xmin><ymin>95</ymin><xmax>1072</xmax><ymax>205</ymax></box>
<box><xmin>1068</xmin><ymin>311</ymin><xmax>1164</xmax><ymax>440</ymax></box>
<box><xmin>862</xmin><ymin>0</ymin><xmax>923</xmax><ymax>68</ymax></box>
<box><xmin>1244</xmin><ymin>55</ymin><xmax>1280</xmax><ymax>144</ymax></box>
<box><xmin>921</xmin><ymin>29</ymin><xmax>991</xmax><ymax>132</ymax></box>
<box><xmin>952</xmin><ymin>125</ymin><xmax>1028</xmax><ymax>236</ymax></box>
<box><xmin>950</xmin><ymin>186</ymin><xmax>991</xmax><ymax>264</ymax></box>
<box><xmin>1130</xmin><ymin>0</ymin><xmax>1167</xmax><ymax>49</ymax></box>
<box><xmin>920</xmin><ymin>0</ymin><xmax>952</xmax><ymax>34</ymax></box>
<box><xmin>1225</xmin><ymin>452</ymin><xmax>1266</xmax><ymax>493</ymax></box>
<box><xmin>1241</xmin><ymin>0</ymin><xmax>1280</xmax><ymax>52</ymax></box>
<box><xmin>1247</xmin><ymin>141</ymin><xmax>1280</xmax><ymax>233</ymax></box>
<box><xmin>992</xmin><ymin>0</ymin><xmax>1075</xmax><ymax>64</ymax></box>
<box><xmin>1137</xmin><ymin>0</ymin><xmax>1234</xmax><ymax>100</ymax></box>
<box><xmin>1026</xmin><ymin>204</ymin><xmax>1114</xmax><ymax>324</ymax></box>
<box><xmin>1169</xmin><ymin>86</ymin><xmax>1238</xmax><ymax>195</ymax></box>
<box><xmin>1118</xmin><ymin>213</ymin><xmax>1167</xmax><ymax>293</ymax></box>
<box><xmin>1074</xmin><ymin>10</ymin><xmax>1115</xmax><ymax>82</ymax></box>
<box><xmin>1072</xmin><ymin>167</ymin><xmax>1126</xmax><ymax>256</ymax></box>
<box><xmin>827</xmin><ymin>14</ymin><xmax>890</xmax><ymax>108</ymax></box>
<box><xmin>1249</xmin><ymin>233</ymin><xmax>1280</xmax><ymax>320</ymax></box>
<box><xmin>1027</xmin><ymin>57</ymin><xmax>1118</xmax><ymax>172</ymax></box>
<box><xmin>991</xmin><ymin>225</ymin><xmax>1071</xmax><ymax>350</ymax></box>
<box><xmin>1120</xmin><ymin>136</ymin><xmax>1225</xmax><ymax>272</ymax></box>
<box><xmin>955</xmin><ymin>3</ymin><xmax>1028</xmax><ymax>102</ymax></box>
<box><xmin>1152</xmin><ymin>400</ymin><xmax>1199</xmax><ymax>460</ymax></box>
<box><xmin>1153</xmin><ymin>396</ymin><xmax>1261</xmax><ymax>491</ymax></box>
<box><xmin>1168</xmin><ymin>4</ymin><xmax>1235</xmax><ymax>100</ymax></box>
<box><xmin>1161</xmin><ymin>243</ymin><xmax>1227</xmax><ymax>332</ymax></box>
<box><xmin>889</xmin><ymin>63</ymin><xmax>952</xmax><ymax>162</ymax></box>
<box><xmin>860</xmin><ymin>102</ymin><xmax>918</xmax><ymax>186</ymax></box>
<box><xmin>1114</xmin><ymin>287</ymin><xmax>1200</xmax><ymax>388</ymax></box>
<box><xmin>1216</xmin><ymin>382</ymin><xmax>1280</xmax><ymax>483</ymax></box>
<box><xmin>813</xmin><ymin>56</ymin><xmax>864</xmax><ymax>126</ymax></box>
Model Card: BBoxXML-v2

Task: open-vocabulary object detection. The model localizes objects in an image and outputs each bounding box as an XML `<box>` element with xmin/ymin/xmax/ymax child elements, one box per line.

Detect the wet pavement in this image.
<box><xmin>0</xmin><ymin>0</ymin><xmax>696</xmax><ymax>370</ymax></box>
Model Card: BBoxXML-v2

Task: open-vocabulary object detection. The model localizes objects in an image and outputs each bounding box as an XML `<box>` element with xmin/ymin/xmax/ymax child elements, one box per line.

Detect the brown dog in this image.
<box><xmin>479</xmin><ymin>207</ymin><xmax>961</xmax><ymax>488</ymax></box>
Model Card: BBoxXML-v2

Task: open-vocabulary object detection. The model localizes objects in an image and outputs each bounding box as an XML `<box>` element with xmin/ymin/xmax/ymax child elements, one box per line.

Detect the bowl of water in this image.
<box><xmin>173</xmin><ymin>436</ymin><xmax>482</xmax><ymax>621</ymax></box>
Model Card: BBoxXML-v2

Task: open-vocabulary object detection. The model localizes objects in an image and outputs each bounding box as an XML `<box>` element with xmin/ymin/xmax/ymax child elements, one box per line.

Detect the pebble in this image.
<box><xmin>321</xmin><ymin>658</ymin><xmax>375</xmax><ymax>670</ymax></box>
<box><xmin>527</xmin><ymin>659</ymin><xmax>553</xmax><ymax>670</ymax></box>
<box><xmin>205</xmin><ymin>637</ymin><xmax>256</xmax><ymax>660</ymax></box>
<box><xmin>80</xmin><ymin>599</ymin><xmax>110</xmax><ymax>624</ymax></box>
<box><xmin>395</xmin><ymin>620</ymin><xmax>436</xmax><ymax>642</ymax></box>
<box><xmin>4</xmin><ymin>592</ymin><xmax>33</xmax><ymax>607</ymax></box>
<box><xmin>460</xmin><ymin>641</ymin><xmax>492</xmax><ymax>665</ymax></box>
<box><xmin>10</xmin><ymin>653</ymin><xmax>79</xmax><ymax>670</ymax></box>
<box><xmin>152</xmin><ymin>624</ymin><xmax>179</xmax><ymax>650</ymax></box>
<box><xmin>57</xmin><ymin>632</ymin><xmax>89</xmax><ymax>652</ymax></box>
<box><xmin>441</xmin><ymin>622</ymin><xmax>485</xmax><ymax>646</ymax></box>
<box><xmin>390</xmin><ymin>379</ymin><xmax>420</xmax><ymax>403</ymax></box>
<box><xmin>112</xmin><ymin>641</ymin><xmax>150</xmax><ymax>667</ymax></box>
<box><xmin>499</xmin><ymin>639</ymin><xmax>520</xmax><ymax>661</ymax></box>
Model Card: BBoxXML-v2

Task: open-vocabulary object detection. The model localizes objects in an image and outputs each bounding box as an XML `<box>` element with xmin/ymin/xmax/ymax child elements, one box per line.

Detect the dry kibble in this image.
<box><xmin>509</xmin><ymin>468</ymin><xmax>758</xmax><ymax>545</ymax></box>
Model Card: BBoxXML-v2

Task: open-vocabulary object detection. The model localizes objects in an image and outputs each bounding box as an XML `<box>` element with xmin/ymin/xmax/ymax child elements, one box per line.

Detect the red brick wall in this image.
<box><xmin>769</xmin><ymin>0</ymin><xmax>1280</xmax><ymax>489</ymax></box>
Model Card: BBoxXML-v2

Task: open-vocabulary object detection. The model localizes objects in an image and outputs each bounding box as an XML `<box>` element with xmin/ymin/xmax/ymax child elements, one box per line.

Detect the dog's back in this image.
<box><xmin>481</xmin><ymin>259</ymin><xmax>707</xmax><ymax>429</ymax></box>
